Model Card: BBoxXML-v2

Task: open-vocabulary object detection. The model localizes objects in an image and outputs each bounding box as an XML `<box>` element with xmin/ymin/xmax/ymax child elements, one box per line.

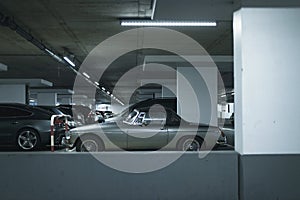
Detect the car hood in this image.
<box><xmin>70</xmin><ymin>121</ymin><xmax>117</xmax><ymax>133</ymax></box>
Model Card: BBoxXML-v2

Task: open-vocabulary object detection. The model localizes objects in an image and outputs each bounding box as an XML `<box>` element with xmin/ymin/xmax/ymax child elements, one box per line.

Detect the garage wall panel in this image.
<box><xmin>0</xmin><ymin>152</ymin><xmax>238</xmax><ymax>200</ymax></box>
<box><xmin>0</xmin><ymin>84</ymin><xmax>26</xmax><ymax>104</ymax></box>
<box><xmin>240</xmin><ymin>155</ymin><xmax>300</xmax><ymax>200</ymax></box>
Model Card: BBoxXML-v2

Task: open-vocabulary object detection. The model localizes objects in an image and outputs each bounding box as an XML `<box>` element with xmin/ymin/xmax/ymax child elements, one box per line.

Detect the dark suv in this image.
<box><xmin>104</xmin><ymin>98</ymin><xmax>177</xmax><ymax>123</ymax></box>
<box><xmin>130</xmin><ymin>98</ymin><xmax>177</xmax><ymax>112</ymax></box>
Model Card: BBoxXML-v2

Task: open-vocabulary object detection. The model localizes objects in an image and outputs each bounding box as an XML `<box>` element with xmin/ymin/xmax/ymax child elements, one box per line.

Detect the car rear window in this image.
<box><xmin>0</xmin><ymin>106</ymin><xmax>32</xmax><ymax>117</ymax></box>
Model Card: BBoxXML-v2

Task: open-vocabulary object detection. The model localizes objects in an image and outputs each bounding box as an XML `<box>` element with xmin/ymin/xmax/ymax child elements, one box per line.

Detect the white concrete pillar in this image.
<box><xmin>58</xmin><ymin>95</ymin><xmax>72</xmax><ymax>105</ymax></box>
<box><xmin>154</xmin><ymin>92</ymin><xmax>162</xmax><ymax>98</ymax></box>
<box><xmin>162</xmin><ymin>86</ymin><xmax>176</xmax><ymax>98</ymax></box>
<box><xmin>0</xmin><ymin>84</ymin><xmax>26</xmax><ymax>103</ymax></box>
<box><xmin>59</xmin><ymin>97</ymin><xmax>72</xmax><ymax>105</ymax></box>
<box><xmin>37</xmin><ymin>93</ymin><xmax>57</xmax><ymax>106</ymax></box>
<box><xmin>177</xmin><ymin>67</ymin><xmax>217</xmax><ymax>126</ymax></box>
<box><xmin>234</xmin><ymin>8</ymin><xmax>300</xmax><ymax>154</ymax></box>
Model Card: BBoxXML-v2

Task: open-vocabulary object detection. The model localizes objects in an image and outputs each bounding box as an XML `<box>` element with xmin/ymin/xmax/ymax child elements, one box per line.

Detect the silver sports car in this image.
<box><xmin>62</xmin><ymin>106</ymin><xmax>227</xmax><ymax>152</ymax></box>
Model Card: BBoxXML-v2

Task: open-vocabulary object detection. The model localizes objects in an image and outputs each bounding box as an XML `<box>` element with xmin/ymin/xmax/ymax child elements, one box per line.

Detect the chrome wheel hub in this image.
<box><xmin>18</xmin><ymin>131</ymin><xmax>37</xmax><ymax>150</ymax></box>
<box><xmin>183</xmin><ymin>139</ymin><xmax>200</xmax><ymax>151</ymax></box>
<box><xmin>81</xmin><ymin>140</ymin><xmax>98</xmax><ymax>152</ymax></box>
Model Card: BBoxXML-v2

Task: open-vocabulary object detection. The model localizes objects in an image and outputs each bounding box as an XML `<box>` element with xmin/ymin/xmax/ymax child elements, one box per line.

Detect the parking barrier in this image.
<box><xmin>50</xmin><ymin>114</ymin><xmax>71</xmax><ymax>152</ymax></box>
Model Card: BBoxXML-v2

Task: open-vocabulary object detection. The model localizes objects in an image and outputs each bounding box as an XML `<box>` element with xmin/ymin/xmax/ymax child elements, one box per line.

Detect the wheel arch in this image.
<box><xmin>15</xmin><ymin>126</ymin><xmax>41</xmax><ymax>141</ymax></box>
<box><xmin>176</xmin><ymin>135</ymin><xmax>204</xmax><ymax>149</ymax></box>
<box><xmin>75</xmin><ymin>133</ymin><xmax>105</xmax><ymax>149</ymax></box>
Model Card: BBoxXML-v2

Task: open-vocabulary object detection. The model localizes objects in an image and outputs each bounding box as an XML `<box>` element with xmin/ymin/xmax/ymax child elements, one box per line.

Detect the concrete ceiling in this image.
<box><xmin>0</xmin><ymin>0</ymin><xmax>237</xmax><ymax>103</ymax></box>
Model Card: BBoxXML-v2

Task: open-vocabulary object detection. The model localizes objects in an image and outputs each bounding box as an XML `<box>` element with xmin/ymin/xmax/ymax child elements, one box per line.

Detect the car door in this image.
<box><xmin>126</xmin><ymin>110</ymin><xmax>168</xmax><ymax>150</ymax></box>
<box><xmin>0</xmin><ymin>106</ymin><xmax>30</xmax><ymax>145</ymax></box>
<box><xmin>102</xmin><ymin>121</ymin><xmax>128</xmax><ymax>150</ymax></box>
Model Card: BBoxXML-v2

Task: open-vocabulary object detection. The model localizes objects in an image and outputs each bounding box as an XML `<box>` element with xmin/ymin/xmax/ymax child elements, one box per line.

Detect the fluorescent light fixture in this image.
<box><xmin>82</xmin><ymin>72</ymin><xmax>90</xmax><ymax>79</ymax></box>
<box><xmin>63</xmin><ymin>56</ymin><xmax>76</xmax><ymax>67</ymax></box>
<box><xmin>94</xmin><ymin>82</ymin><xmax>99</xmax><ymax>86</ymax></box>
<box><xmin>101</xmin><ymin>87</ymin><xmax>106</xmax><ymax>91</ymax></box>
<box><xmin>53</xmin><ymin>55</ymin><xmax>63</xmax><ymax>63</ymax></box>
<box><xmin>107</xmin><ymin>91</ymin><xmax>110</xmax><ymax>95</ymax></box>
<box><xmin>45</xmin><ymin>48</ymin><xmax>63</xmax><ymax>63</ymax></box>
<box><xmin>121</xmin><ymin>20</ymin><xmax>217</xmax><ymax>27</ymax></box>
<box><xmin>45</xmin><ymin>48</ymin><xmax>55</xmax><ymax>56</ymax></box>
<box><xmin>221</xmin><ymin>94</ymin><xmax>226</xmax><ymax>98</ymax></box>
<box><xmin>0</xmin><ymin>63</ymin><xmax>8</xmax><ymax>71</ymax></box>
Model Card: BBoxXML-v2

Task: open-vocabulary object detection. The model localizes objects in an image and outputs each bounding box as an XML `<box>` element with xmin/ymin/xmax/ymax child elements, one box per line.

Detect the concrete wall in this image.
<box><xmin>0</xmin><ymin>84</ymin><xmax>26</xmax><ymax>103</ymax></box>
<box><xmin>177</xmin><ymin>67</ymin><xmax>218</xmax><ymax>126</ymax></box>
<box><xmin>162</xmin><ymin>86</ymin><xmax>176</xmax><ymax>98</ymax></box>
<box><xmin>37</xmin><ymin>93</ymin><xmax>57</xmax><ymax>106</ymax></box>
<box><xmin>234</xmin><ymin>8</ymin><xmax>300</xmax><ymax>154</ymax></box>
<box><xmin>1</xmin><ymin>152</ymin><xmax>299</xmax><ymax>200</ymax></box>
<box><xmin>240</xmin><ymin>155</ymin><xmax>300</xmax><ymax>200</ymax></box>
<box><xmin>0</xmin><ymin>152</ymin><xmax>238</xmax><ymax>200</ymax></box>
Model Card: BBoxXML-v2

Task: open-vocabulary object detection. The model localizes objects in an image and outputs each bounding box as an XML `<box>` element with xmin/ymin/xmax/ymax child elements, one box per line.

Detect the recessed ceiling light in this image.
<box><xmin>120</xmin><ymin>20</ymin><xmax>217</xmax><ymax>27</ymax></box>
<box><xmin>0</xmin><ymin>63</ymin><xmax>8</xmax><ymax>71</ymax></box>
<box><xmin>94</xmin><ymin>82</ymin><xmax>99</xmax><ymax>86</ymax></box>
<box><xmin>63</xmin><ymin>56</ymin><xmax>76</xmax><ymax>67</ymax></box>
<box><xmin>82</xmin><ymin>72</ymin><xmax>90</xmax><ymax>79</ymax></box>
<box><xmin>101</xmin><ymin>87</ymin><xmax>106</xmax><ymax>91</ymax></box>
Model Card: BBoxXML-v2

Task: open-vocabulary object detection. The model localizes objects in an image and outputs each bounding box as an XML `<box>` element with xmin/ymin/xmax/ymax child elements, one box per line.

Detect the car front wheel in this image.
<box><xmin>76</xmin><ymin>135</ymin><xmax>104</xmax><ymax>152</ymax></box>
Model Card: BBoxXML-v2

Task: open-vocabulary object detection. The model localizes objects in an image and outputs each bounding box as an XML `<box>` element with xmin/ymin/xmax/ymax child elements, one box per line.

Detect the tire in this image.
<box><xmin>177</xmin><ymin>136</ymin><xmax>203</xmax><ymax>151</ymax></box>
<box><xmin>16</xmin><ymin>128</ymin><xmax>40</xmax><ymax>151</ymax></box>
<box><xmin>76</xmin><ymin>135</ymin><xmax>104</xmax><ymax>152</ymax></box>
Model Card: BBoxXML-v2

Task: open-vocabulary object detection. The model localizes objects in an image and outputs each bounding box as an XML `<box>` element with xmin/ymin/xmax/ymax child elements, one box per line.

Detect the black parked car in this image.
<box><xmin>57</xmin><ymin>104</ymin><xmax>95</xmax><ymax>125</ymax></box>
<box><xmin>0</xmin><ymin>103</ymin><xmax>66</xmax><ymax>150</ymax></box>
<box><xmin>37</xmin><ymin>106</ymin><xmax>76</xmax><ymax>128</ymax></box>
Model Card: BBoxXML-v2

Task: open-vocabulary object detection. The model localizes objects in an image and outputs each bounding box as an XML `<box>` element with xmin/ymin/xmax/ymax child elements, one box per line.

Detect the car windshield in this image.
<box><xmin>111</xmin><ymin>104</ymin><xmax>133</xmax><ymax>117</ymax></box>
<box><xmin>123</xmin><ymin>110</ymin><xmax>138</xmax><ymax>124</ymax></box>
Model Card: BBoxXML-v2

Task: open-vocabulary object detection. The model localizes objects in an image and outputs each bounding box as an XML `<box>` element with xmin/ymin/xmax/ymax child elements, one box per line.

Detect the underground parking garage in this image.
<box><xmin>0</xmin><ymin>0</ymin><xmax>300</xmax><ymax>200</ymax></box>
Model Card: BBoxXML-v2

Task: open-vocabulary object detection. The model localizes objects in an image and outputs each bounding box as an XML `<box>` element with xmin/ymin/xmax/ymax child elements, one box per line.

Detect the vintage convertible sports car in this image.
<box><xmin>62</xmin><ymin>105</ymin><xmax>227</xmax><ymax>152</ymax></box>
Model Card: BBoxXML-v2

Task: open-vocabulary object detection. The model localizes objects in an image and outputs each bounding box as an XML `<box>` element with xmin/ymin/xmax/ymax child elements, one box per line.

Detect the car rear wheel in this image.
<box><xmin>17</xmin><ymin>129</ymin><xmax>40</xmax><ymax>151</ymax></box>
<box><xmin>177</xmin><ymin>137</ymin><xmax>203</xmax><ymax>151</ymax></box>
<box><xmin>76</xmin><ymin>135</ymin><xmax>104</xmax><ymax>152</ymax></box>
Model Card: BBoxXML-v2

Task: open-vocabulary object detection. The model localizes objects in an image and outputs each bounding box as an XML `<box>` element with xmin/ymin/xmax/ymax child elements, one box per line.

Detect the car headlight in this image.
<box><xmin>65</xmin><ymin>135</ymin><xmax>71</xmax><ymax>140</ymax></box>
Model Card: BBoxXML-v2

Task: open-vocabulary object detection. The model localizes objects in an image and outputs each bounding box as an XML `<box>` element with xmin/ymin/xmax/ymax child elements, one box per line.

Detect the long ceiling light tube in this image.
<box><xmin>121</xmin><ymin>20</ymin><xmax>217</xmax><ymax>27</ymax></box>
<box><xmin>63</xmin><ymin>56</ymin><xmax>76</xmax><ymax>67</ymax></box>
<box><xmin>45</xmin><ymin>48</ymin><xmax>63</xmax><ymax>63</ymax></box>
<box><xmin>82</xmin><ymin>72</ymin><xmax>90</xmax><ymax>79</ymax></box>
